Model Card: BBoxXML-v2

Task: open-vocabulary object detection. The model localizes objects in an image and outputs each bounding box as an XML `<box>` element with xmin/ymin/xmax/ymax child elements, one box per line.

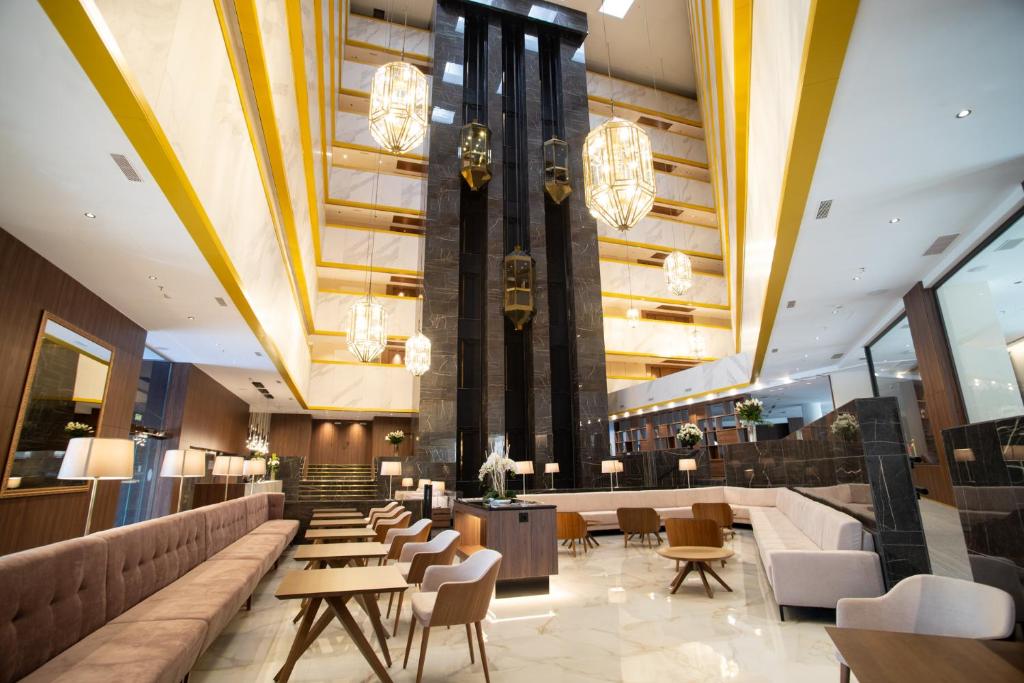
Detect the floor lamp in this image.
<box><xmin>678</xmin><ymin>458</ymin><xmax>697</xmax><ymax>488</ymax></box>
<box><xmin>243</xmin><ymin>457</ymin><xmax>267</xmax><ymax>486</ymax></box>
<box><xmin>380</xmin><ymin>461</ymin><xmax>402</xmax><ymax>499</ymax></box>
<box><xmin>515</xmin><ymin>460</ymin><xmax>534</xmax><ymax>495</ymax></box>
<box><xmin>213</xmin><ymin>455</ymin><xmax>244</xmax><ymax>501</ymax></box>
<box><xmin>602</xmin><ymin>460</ymin><xmax>619</xmax><ymax>492</ymax></box>
<box><xmin>160</xmin><ymin>448</ymin><xmax>206</xmax><ymax>512</ymax></box>
<box><xmin>59</xmin><ymin>437</ymin><xmax>135</xmax><ymax>535</ymax></box>
<box><xmin>545</xmin><ymin>462</ymin><xmax>559</xmax><ymax>489</ymax></box>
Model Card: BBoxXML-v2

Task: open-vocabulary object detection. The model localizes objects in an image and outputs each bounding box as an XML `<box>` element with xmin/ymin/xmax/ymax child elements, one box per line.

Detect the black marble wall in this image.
<box><xmin>944</xmin><ymin>415</ymin><xmax>1024</xmax><ymax>574</ymax></box>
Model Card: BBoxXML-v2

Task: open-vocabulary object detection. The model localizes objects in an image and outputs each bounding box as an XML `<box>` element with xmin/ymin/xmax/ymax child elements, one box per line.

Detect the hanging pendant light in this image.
<box><xmin>582</xmin><ymin>118</ymin><xmax>655</xmax><ymax>232</ymax></box>
<box><xmin>626</xmin><ymin>306</ymin><xmax>641</xmax><ymax>328</ymax></box>
<box><xmin>404</xmin><ymin>331</ymin><xmax>431</xmax><ymax>376</ymax></box>
<box><xmin>368</xmin><ymin>61</ymin><xmax>429</xmax><ymax>154</ymax></box>
<box><xmin>664</xmin><ymin>251</ymin><xmax>694</xmax><ymax>295</ymax></box>
<box><xmin>347</xmin><ymin>296</ymin><xmax>388</xmax><ymax>362</ymax></box>
<box><xmin>690</xmin><ymin>327</ymin><xmax>707</xmax><ymax>359</ymax></box>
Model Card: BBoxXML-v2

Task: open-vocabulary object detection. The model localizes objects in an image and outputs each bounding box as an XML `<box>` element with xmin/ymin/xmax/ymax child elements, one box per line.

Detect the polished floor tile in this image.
<box><xmin>192</xmin><ymin>530</ymin><xmax>842</xmax><ymax>682</ymax></box>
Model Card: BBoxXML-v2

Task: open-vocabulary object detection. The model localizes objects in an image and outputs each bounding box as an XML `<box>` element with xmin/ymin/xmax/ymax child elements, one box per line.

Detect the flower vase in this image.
<box><xmin>269</xmin><ymin>469</ymin><xmax>277</xmax><ymax>481</ymax></box>
<box><xmin>748</xmin><ymin>424</ymin><xmax>757</xmax><ymax>443</ymax></box>
<box><xmin>392</xmin><ymin>443</ymin><xmax>399</xmax><ymax>455</ymax></box>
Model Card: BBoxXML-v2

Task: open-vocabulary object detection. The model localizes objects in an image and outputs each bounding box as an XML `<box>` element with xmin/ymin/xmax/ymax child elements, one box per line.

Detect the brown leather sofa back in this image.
<box><xmin>0</xmin><ymin>535</ymin><xmax>108</xmax><ymax>683</ymax></box>
<box><xmin>205</xmin><ymin>497</ymin><xmax>251</xmax><ymax>558</ymax></box>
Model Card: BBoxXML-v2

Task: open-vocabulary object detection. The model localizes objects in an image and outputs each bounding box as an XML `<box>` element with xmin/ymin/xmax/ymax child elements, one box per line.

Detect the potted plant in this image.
<box><xmin>267</xmin><ymin>453</ymin><xmax>280</xmax><ymax>481</ymax></box>
<box><xmin>676</xmin><ymin>423</ymin><xmax>703</xmax><ymax>449</ymax></box>
<box><xmin>478</xmin><ymin>445</ymin><xmax>517</xmax><ymax>505</ymax></box>
<box><xmin>385</xmin><ymin>430</ymin><xmax>405</xmax><ymax>454</ymax></box>
<box><xmin>64</xmin><ymin>421</ymin><xmax>94</xmax><ymax>438</ymax></box>
<box><xmin>831</xmin><ymin>412</ymin><xmax>860</xmax><ymax>442</ymax></box>
<box><xmin>736</xmin><ymin>398</ymin><xmax>765</xmax><ymax>442</ymax></box>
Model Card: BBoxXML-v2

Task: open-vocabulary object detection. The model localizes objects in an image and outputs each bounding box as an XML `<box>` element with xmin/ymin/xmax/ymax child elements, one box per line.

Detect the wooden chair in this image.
<box><xmin>692</xmin><ymin>502</ymin><xmax>735</xmax><ymax>543</ymax></box>
<box><xmin>384</xmin><ymin>518</ymin><xmax>433</xmax><ymax>562</ymax></box>
<box><xmin>374</xmin><ymin>510</ymin><xmax>411</xmax><ymax>543</ymax></box>
<box><xmin>665</xmin><ymin>518</ymin><xmax>723</xmax><ymax>569</ymax></box>
<box><xmin>366</xmin><ymin>501</ymin><xmax>402</xmax><ymax>525</ymax></box>
<box><xmin>404</xmin><ymin>549</ymin><xmax>502</xmax><ymax>683</ymax></box>
<box><xmin>391</xmin><ymin>530</ymin><xmax>461</xmax><ymax>636</ymax></box>
<box><xmin>371</xmin><ymin>505</ymin><xmax>407</xmax><ymax>531</ymax></box>
<box><xmin>556</xmin><ymin>512</ymin><xmax>590</xmax><ymax>556</ymax></box>
<box><xmin>616</xmin><ymin>507</ymin><xmax>662</xmax><ymax>547</ymax></box>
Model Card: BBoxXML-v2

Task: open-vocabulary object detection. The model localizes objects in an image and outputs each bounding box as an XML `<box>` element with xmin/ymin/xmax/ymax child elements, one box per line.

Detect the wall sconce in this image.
<box><xmin>503</xmin><ymin>246</ymin><xmax>535</xmax><ymax>330</ymax></box>
<box><xmin>459</xmin><ymin>121</ymin><xmax>492</xmax><ymax>190</ymax></box>
<box><xmin>543</xmin><ymin>137</ymin><xmax>571</xmax><ymax>203</ymax></box>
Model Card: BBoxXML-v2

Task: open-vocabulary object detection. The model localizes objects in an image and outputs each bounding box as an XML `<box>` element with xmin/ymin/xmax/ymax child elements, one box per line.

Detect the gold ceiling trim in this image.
<box><xmin>601</xmin><ymin>291</ymin><xmax>730</xmax><ymax>310</ymax></box>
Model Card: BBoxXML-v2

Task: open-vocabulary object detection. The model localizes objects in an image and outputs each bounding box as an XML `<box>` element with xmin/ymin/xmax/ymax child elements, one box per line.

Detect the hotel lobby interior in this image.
<box><xmin>1</xmin><ymin>0</ymin><xmax>1023</xmax><ymax>681</ymax></box>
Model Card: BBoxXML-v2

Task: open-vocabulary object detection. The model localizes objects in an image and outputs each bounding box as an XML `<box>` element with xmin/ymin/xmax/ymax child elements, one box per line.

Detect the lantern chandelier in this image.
<box><xmin>246</xmin><ymin>412</ymin><xmax>270</xmax><ymax>456</ymax></box>
<box><xmin>367</xmin><ymin>4</ymin><xmax>428</xmax><ymax>154</ymax></box>
<box><xmin>347</xmin><ymin>296</ymin><xmax>388</xmax><ymax>362</ymax></box>
<box><xmin>664</xmin><ymin>250</ymin><xmax>694</xmax><ymax>295</ymax></box>
<box><xmin>690</xmin><ymin>327</ymin><xmax>707</xmax><ymax>359</ymax></box>
<box><xmin>404</xmin><ymin>330</ymin><xmax>431</xmax><ymax>376</ymax></box>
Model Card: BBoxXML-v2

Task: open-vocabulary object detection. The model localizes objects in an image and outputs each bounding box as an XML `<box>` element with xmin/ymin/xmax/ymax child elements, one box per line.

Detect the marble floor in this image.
<box><xmin>193</xmin><ymin>529</ymin><xmax>844</xmax><ymax>682</ymax></box>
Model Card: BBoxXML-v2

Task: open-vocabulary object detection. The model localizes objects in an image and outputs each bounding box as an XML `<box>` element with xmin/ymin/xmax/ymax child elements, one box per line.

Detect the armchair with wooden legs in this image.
<box><xmin>374</xmin><ymin>510</ymin><xmax>412</xmax><ymax>543</ymax></box>
<box><xmin>616</xmin><ymin>507</ymin><xmax>662</xmax><ymax>547</ymax></box>
<box><xmin>692</xmin><ymin>502</ymin><xmax>735</xmax><ymax>542</ymax></box>
<box><xmin>382</xmin><ymin>518</ymin><xmax>433</xmax><ymax>618</ymax></box>
<box><xmin>556</xmin><ymin>511</ymin><xmax>590</xmax><ymax>556</ymax></box>
<box><xmin>665</xmin><ymin>517</ymin><xmax>725</xmax><ymax>570</ymax></box>
<box><xmin>365</xmin><ymin>501</ymin><xmax>402</xmax><ymax>526</ymax></box>
<box><xmin>404</xmin><ymin>549</ymin><xmax>503</xmax><ymax>683</ymax></box>
<box><xmin>390</xmin><ymin>529</ymin><xmax>460</xmax><ymax>636</ymax></box>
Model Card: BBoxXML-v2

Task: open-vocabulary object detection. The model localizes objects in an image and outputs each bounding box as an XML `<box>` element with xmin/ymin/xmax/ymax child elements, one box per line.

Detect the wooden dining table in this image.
<box><xmin>308</xmin><ymin>518</ymin><xmax>372</xmax><ymax>527</ymax></box>
<box><xmin>312</xmin><ymin>507</ymin><xmax>358</xmax><ymax>514</ymax></box>
<box><xmin>312</xmin><ymin>510</ymin><xmax>363</xmax><ymax>519</ymax></box>
<box><xmin>655</xmin><ymin>545</ymin><xmax>734</xmax><ymax>597</ymax></box>
<box><xmin>304</xmin><ymin>527</ymin><xmax>376</xmax><ymax>543</ymax></box>
<box><xmin>827</xmin><ymin>627</ymin><xmax>1024</xmax><ymax>683</ymax></box>
<box><xmin>275</xmin><ymin>565</ymin><xmax>407</xmax><ymax>682</ymax></box>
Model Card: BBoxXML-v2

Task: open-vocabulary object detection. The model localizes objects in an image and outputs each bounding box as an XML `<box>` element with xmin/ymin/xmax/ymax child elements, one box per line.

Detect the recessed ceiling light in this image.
<box><xmin>186</xmin><ymin>315</ymin><xmax>195</xmax><ymax>320</ymax></box>
<box><xmin>888</xmin><ymin>217</ymin><xmax>900</xmax><ymax>224</ymax></box>
<box><xmin>148</xmin><ymin>275</ymin><xmax>158</xmax><ymax>280</ymax></box>
<box><xmin>84</xmin><ymin>212</ymin><xmax>96</xmax><ymax>219</ymax></box>
<box><xmin>852</xmin><ymin>275</ymin><xmax>861</xmax><ymax>281</ymax></box>
<box><xmin>599</xmin><ymin>0</ymin><xmax>634</xmax><ymax>19</ymax></box>
<box><xmin>955</xmin><ymin>109</ymin><xmax>972</xmax><ymax>119</ymax></box>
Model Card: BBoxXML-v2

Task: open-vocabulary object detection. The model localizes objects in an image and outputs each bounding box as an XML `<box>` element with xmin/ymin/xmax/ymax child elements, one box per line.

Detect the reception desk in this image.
<box><xmin>452</xmin><ymin>499</ymin><xmax>558</xmax><ymax>597</ymax></box>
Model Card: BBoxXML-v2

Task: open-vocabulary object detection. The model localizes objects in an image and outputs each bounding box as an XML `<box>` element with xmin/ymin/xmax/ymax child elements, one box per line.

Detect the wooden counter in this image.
<box><xmin>452</xmin><ymin>500</ymin><xmax>558</xmax><ymax>597</ymax></box>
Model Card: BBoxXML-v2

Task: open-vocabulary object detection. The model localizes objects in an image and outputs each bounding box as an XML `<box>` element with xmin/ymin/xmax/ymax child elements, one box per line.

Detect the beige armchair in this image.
<box><xmin>383</xmin><ymin>518</ymin><xmax>433</xmax><ymax>563</ymax></box>
<box><xmin>365</xmin><ymin>501</ymin><xmax>401</xmax><ymax>525</ymax></box>
<box><xmin>374</xmin><ymin>510</ymin><xmax>411</xmax><ymax>542</ymax></box>
<box><xmin>403</xmin><ymin>548</ymin><xmax>502</xmax><ymax>683</ymax></box>
<box><xmin>391</xmin><ymin>529</ymin><xmax>460</xmax><ymax>635</ymax></box>
<box><xmin>835</xmin><ymin>574</ymin><xmax>1015</xmax><ymax>683</ymax></box>
<box><xmin>616</xmin><ymin>507</ymin><xmax>662</xmax><ymax>547</ymax></box>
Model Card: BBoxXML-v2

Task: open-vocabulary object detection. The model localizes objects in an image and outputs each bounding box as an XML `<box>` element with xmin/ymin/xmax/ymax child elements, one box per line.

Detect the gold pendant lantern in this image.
<box><xmin>690</xmin><ymin>327</ymin><xmax>707</xmax><ymax>359</ymax></box>
<box><xmin>369</xmin><ymin>61</ymin><xmax>429</xmax><ymax>154</ymax></box>
<box><xmin>459</xmin><ymin>121</ymin><xmax>492</xmax><ymax>190</ymax></box>
<box><xmin>543</xmin><ymin>137</ymin><xmax>572</xmax><ymax>203</ymax></box>
<box><xmin>347</xmin><ymin>296</ymin><xmax>388</xmax><ymax>362</ymax></box>
<box><xmin>582</xmin><ymin>117</ymin><xmax>655</xmax><ymax>232</ymax></box>
<box><xmin>626</xmin><ymin>306</ymin><xmax>641</xmax><ymax>328</ymax></box>
<box><xmin>404</xmin><ymin>331</ymin><xmax>431</xmax><ymax>376</ymax></box>
<box><xmin>503</xmin><ymin>246</ymin><xmax>535</xmax><ymax>330</ymax></box>
<box><xmin>664</xmin><ymin>250</ymin><xmax>694</xmax><ymax>295</ymax></box>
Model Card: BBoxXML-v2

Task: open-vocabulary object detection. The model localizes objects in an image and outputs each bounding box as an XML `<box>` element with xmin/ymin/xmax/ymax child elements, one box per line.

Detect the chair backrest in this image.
<box><xmin>399</xmin><ymin>529</ymin><xmax>459</xmax><ymax>581</ymax></box>
<box><xmin>665</xmin><ymin>518</ymin><xmax>722</xmax><ymax>547</ymax></box>
<box><xmin>616</xmin><ymin>507</ymin><xmax>660</xmax><ymax>534</ymax></box>
<box><xmin>556</xmin><ymin>512</ymin><xmax>587</xmax><ymax>541</ymax></box>
<box><xmin>374</xmin><ymin>510</ymin><xmax>412</xmax><ymax>542</ymax></box>
<box><xmin>371</xmin><ymin>506</ymin><xmax>407</xmax><ymax>530</ymax></box>
<box><xmin>692</xmin><ymin>502</ymin><xmax>733</xmax><ymax>529</ymax></box>
<box><xmin>428</xmin><ymin>549</ymin><xmax>503</xmax><ymax>627</ymax></box>
<box><xmin>385</xmin><ymin>518</ymin><xmax>433</xmax><ymax>561</ymax></box>
<box><xmin>368</xmin><ymin>502</ymin><xmax>401</xmax><ymax>525</ymax></box>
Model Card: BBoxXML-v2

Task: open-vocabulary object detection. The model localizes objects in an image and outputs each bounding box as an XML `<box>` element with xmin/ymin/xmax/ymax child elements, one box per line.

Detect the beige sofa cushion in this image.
<box><xmin>209</xmin><ymin>533</ymin><xmax>288</xmax><ymax>575</ymax></box>
<box><xmin>725</xmin><ymin>486</ymin><xmax>779</xmax><ymax>507</ymax></box>
<box><xmin>776</xmin><ymin>489</ymin><xmax>863</xmax><ymax>550</ymax></box>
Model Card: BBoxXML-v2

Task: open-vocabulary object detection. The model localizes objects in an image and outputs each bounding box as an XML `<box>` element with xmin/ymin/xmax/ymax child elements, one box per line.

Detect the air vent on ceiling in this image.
<box><xmin>831</xmin><ymin>353</ymin><xmax>844</xmax><ymax>360</ymax></box>
<box><xmin>254</xmin><ymin>351</ymin><xmax>264</xmax><ymax>357</ymax></box>
<box><xmin>263</xmin><ymin>393</ymin><xmax>274</xmax><ymax>399</ymax></box>
<box><xmin>923</xmin><ymin>233</ymin><xmax>959</xmax><ymax>256</ymax></box>
<box><xmin>867</xmin><ymin>288</ymin><xmax>889</xmax><ymax>296</ymax></box>
<box><xmin>771</xmin><ymin>348</ymin><xmax>778</xmax><ymax>354</ymax></box>
<box><xmin>786</xmin><ymin>300</ymin><xmax>796</xmax><ymax>309</ymax></box>
<box><xmin>251</xmin><ymin>381</ymin><xmax>265</xmax><ymax>388</ymax></box>
<box><xmin>967</xmin><ymin>265</ymin><xmax>988</xmax><ymax>272</ymax></box>
<box><xmin>215</xmin><ymin>297</ymin><xmax>228</xmax><ymax>307</ymax></box>
<box><xmin>110</xmin><ymin>153</ymin><xmax>142</xmax><ymax>182</ymax></box>
<box><xmin>815</xmin><ymin>200</ymin><xmax>832</xmax><ymax>219</ymax></box>
<box><xmin>995</xmin><ymin>237</ymin><xmax>1023</xmax><ymax>252</ymax></box>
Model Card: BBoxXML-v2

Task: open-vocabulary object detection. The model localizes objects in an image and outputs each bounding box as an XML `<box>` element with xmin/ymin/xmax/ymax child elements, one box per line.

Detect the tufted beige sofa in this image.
<box><xmin>0</xmin><ymin>492</ymin><xmax>296</xmax><ymax>683</ymax></box>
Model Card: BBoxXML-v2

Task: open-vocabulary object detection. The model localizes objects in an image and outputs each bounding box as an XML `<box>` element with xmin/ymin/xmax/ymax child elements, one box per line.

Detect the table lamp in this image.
<box><xmin>545</xmin><ymin>462</ymin><xmax>559</xmax><ymax>489</ymax></box>
<box><xmin>418</xmin><ymin>478</ymin><xmax>431</xmax><ymax>490</ymax></box>
<box><xmin>601</xmin><ymin>459</ymin><xmax>620</xmax><ymax>491</ymax></box>
<box><xmin>380</xmin><ymin>460</ymin><xmax>402</xmax><ymax>498</ymax></box>
<box><xmin>401</xmin><ymin>477</ymin><xmax>414</xmax><ymax>489</ymax></box>
<box><xmin>679</xmin><ymin>458</ymin><xmax>697</xmax><ymax>488</ymax></box>
<box><xmin>160</xmin><ymin>448</ymin><xmax>206</xmax><ymax>513</ymax></box>
<box><xmin>515</xmin><ymin>460</ymin><xmax>534</xmax><ymax>495</ymax></box>
<box><xmin>213</xmin><ymin>454</ymin><xmax>244</xmax><ymax>501</ymax></box>
<box><xmin>59</xmin><ymin>437</ymin><xmax>135</xmax><ymax>535</ymax></box>
<box><xmin>242</xmin><ymin>457</ymin><xmax>267</xmax><ymax>482</ymax></box>
<box><xmin>431</xmin><ymin>480</ymin><xmax>446</xmax><ymax>496</ymax></box>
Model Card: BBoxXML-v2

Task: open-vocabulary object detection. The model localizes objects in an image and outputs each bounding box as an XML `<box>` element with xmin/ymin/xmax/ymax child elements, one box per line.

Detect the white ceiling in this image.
<box><xmin>0</xmin><ymin>1</ymin><xmax>294</xmax><ymax>413</ymax></box>
<box><xmin>760</xmin><ymin>0</ymin><xmax>1024</xmax><ymax>384</ymax></box>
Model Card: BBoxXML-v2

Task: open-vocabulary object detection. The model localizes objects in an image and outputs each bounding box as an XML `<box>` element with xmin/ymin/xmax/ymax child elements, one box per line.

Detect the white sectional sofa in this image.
<box><xmin>520</xmin><ymin>486</ymin><xmax>885</xmax><ymax>615</ymax></box>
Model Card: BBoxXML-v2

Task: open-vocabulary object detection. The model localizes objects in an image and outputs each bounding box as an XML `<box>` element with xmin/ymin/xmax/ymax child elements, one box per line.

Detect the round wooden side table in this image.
<box><xmin>656</xmin><ymin>545</ymin><xmax>735</xmax><ymax>597</ymax></box>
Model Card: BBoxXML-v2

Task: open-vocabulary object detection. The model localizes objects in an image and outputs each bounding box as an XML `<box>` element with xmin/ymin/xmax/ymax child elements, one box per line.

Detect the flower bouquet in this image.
<box><xmin>385</xmin><ymin>430</ymin><xmax>405</xmax><ymax>453</ymax></box>
<box><xmin>478</xmin><ymin>444</ymin><xmax>517</xmax><ymax>504</ymax></box>
<box><xmin>676</xmin><ymin>423</ymin><xmax>703</xmax><ymax>448</ymax></box>
<box><xmin>267</xmin><ymin>453</ymin><xmax>280</xmax><ymax>481</ymax></box>
<box><xmin>831</xmin><ymin>412</ymin><xmax>860</xmax><ymax>442</ymax></box>
<box><xmin>736</xmin><ymin>398</ymin><xmax>765</xmax><ymax>442</ymax></box>
<box><xmin>64</xmin><ymin>421</ymin><xmax>94</xmax><ymax>438</ymax></box>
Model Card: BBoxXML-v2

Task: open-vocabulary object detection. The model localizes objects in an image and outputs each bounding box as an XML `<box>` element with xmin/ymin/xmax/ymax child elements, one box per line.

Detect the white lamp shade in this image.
<box><xmin>59</xmin><ymin>438</ymin><xmax>135</xmax><ymax>480</ymax></box>
<box><xmin>431</xmin><ymin>480</ymin><xmax>446</xmax><ymax>494</ymax></box>
<box><xmin>401</xmin><ymin>477</ymin><xmax>414</xmax><ymax>487</ymax></box>
<box><xmin>515</xmin><ymin>461</ymin><xmax>534</xmax><ymax>475</ymax></box>
<box><xmin>212</xmin><ymin>454</ymin><xmax>232</xmax><ymax>476</ymax></box>
<box><xmin>160</xmin><ymin>449</ymin><xmax>206</xmax><ymax>478</ymax></box>
<box><xmin>242</xmin><ymin>459</ymin><xmax>267</xmax><ymax>476</ymax></box>
<box><xmin>381</xmin><ymin>461</ymin><xmax>403</xmax><ymax>476</ymax></box>
<box><xmin>601</xmin><ymin>460</ymin><xmax>618</xmax><ymax>474</ymax></box>
<box><xmin>614</xmin><ymin>461</ymin><xmax>624</xmax><ymax>473</ymax></box>
<box><xmin>679</xmin><ymin>458</ymin><xmax>698</xmax><ymax>472</ymax></box>
<box><xmin>418</xmin><ymin>478</ymin><xmax>431</xmax><ymax>489</ymax></box>
<box><xmin>544</xmin><ymin>463</ymin><xmax>560</xmax><ymax>474</ymax></box>
<box><xmin>953</xmin><ymin>448</ymin><xmax>975</xmax><ymax>463</ymax></box>
<box><xmin>228</xmin><ymin>455</ymin><xmax>245</xmax><ymax>476</ymax></box>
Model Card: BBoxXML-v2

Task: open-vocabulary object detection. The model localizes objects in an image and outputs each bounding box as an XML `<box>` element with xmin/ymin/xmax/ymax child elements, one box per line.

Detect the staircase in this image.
<box><xmin>288</xmin><ymin>463</ymin><xmax>379</xmax><ymax>502</ymax></box>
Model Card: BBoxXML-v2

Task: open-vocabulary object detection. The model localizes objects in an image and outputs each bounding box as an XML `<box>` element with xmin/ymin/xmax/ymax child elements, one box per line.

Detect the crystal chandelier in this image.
<box><xmin>582</xmin><ymin>117</ymin><xmax>655</xmax><ymax>232</ymax></box>
<box><xmin>404</xmin><ymin>330</ymin><xmax>431</xmax><ymax>376</ymax></box>
<box><xmin>246</xmin><ymin>412</ymin><xmax>270</xmax><ymax>456</ymax></box>
<box><xmin>347</xmin><ymin>296</ymin><xmax>388</xmax><ymax>362</ymax></box>
<box><xmin>690</xmin><ymin>327</ymin><xmax>707</xmax><ymax>359</ymax></box>
<box><xmin>626</xmin><ymin>306</ymin><xmax>641</xmax><ymax>328</ymax></box>
<box><xmin>368</xmin><ymin>61</ymin><xmax>428</xmax><ymax>154</ymax></box>
<box><xmin>664</xmin><ymin>251</ymin><xmax>693</xmax><ymax>295</ymax></box>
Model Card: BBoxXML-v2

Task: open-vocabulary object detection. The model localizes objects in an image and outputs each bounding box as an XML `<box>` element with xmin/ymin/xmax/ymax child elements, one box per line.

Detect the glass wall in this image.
<box><xmin>867</xmin><ymin>316</ymin><xmax>937</xmax><ymax>462</ymax></box>
<box><xmin>937</xmin><ymin>210</ymin><xmax>1024</xmax><ymax>423</ymax></box>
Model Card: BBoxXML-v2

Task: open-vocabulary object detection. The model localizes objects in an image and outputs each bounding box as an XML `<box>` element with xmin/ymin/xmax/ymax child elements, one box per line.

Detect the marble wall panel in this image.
<box><xmin>348</xmin><ymin>14</ymin><xmax>431</xmax><ymax>56</ymax></box>
<box><xmin>321</xmin><ymin>227</ymin><xmax>424</xmax><ymax>271</ymax></box>
<box><xmin>603</xmin><ymin>318</ymin><xmax>732</xmax><ymax>359</ymax></box>
<box><xmin>646</xmin><ymin>171</ymin><xmax>715</xmax><ymax>207</ymax></box>
<box><xmin>586</xmin><ymin>72</ymin><xmax>702</xmax><ymax>123</ymax></box>
<box><xmin>315</xmin><ymin>291</ymin><xmax>419</xmax><ymax>337</ymax></box>
<box><xmin>341</xmin><ymin>59</ymin><xmax>434</xmax><ymax>93</ymax></box>
<box><xmin>597</xmin><ymin>217</ymin><xmax>722</xmax><ymax>257</ymax></box>
<box><xmin>484</xmin><ymin>16</ymin><xmax>506</xmax><ymax>447</ymax></box>
<box><xmin>599</xmin><ymin>261</ymin><xmax>728</xmax><ymax>307</ymax></box>
<box><xmin>307</xmin><ymin>361</ymin><xmax>417</xmax><ymax>410</ymax></box>
<box><xmin>589</xmin><ymin>114</ymin><xmax>710</xmax><ymax>166</ymax></box>
<box><xmin>328</xmin><ymin>167</ymin><xmax>425</xmax><ymax>211</ymax></box>
<box><xmin>607</xmin><ymin>353</ymin><xmax>752</xmax><ymax>416</ymax></box>
<box><xmin>334</xmin><ymin>111</ymin><xmax>429</xmax><ymax>154</ymax></box>
<box><xmin>301</xmin><ymin>0</ymin><xmax>324</xmax><ymax>214</ymax></box>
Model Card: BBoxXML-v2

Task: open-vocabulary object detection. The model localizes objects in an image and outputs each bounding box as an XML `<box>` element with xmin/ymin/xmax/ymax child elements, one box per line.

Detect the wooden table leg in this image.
<box><xmin>276</xmin><ymin>596</ymin><xmax>322</xmax><ymax>682</ymax></box>
<box><xmin>326</xmin><ymin>595</ymin><xmax>394</xmax><ymax>683</ymax></box>
<box><xmin>702</xmin><ymin>563</ymin><xmax>733</xmax><ymax>592</ymax></box>
<box><xmin>293</xmin><ymin>560</ymin><xmax>326</xmax><ymax>623</ymax></box>
<box><xmin>358</xmin><ymin>592</ymin><xmax>393</xmax><ymax>666</ymax></box>
<box><xmin>695</xmin><ymin>563</ymin><xmax>714</xmax><ymax>598</ymax></box>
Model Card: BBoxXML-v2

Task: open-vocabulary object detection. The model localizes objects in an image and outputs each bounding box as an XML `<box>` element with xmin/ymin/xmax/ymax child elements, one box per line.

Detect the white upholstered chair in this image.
<box><xmin>835</xmin><ymin>574</ymin><xmax>1015</xmax><ymax>682</ymax></box>
<box><xmin>384</xmin><ymin>518</ymin><xmax>433</xmax><ymax>560</ymax></box>
<box><xmin>403</xmin><ymin>548</ymin><xmax>502</xmax><ymax>683</ymax></box>
<box><xmin>391</xmin><ymin>529</ymin><xmax>460</xmax><ymax>635</ymax></box>
<box><xmin>365</xmin><ymin>501</ymin><xmax>401</xmax><ymax>525</ymax></box>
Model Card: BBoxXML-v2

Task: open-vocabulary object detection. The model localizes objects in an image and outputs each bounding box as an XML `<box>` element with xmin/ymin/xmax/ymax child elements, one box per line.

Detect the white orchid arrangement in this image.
<box><xmin>736</xmin><ymin>398</ymin><xmax>765</xmax><ymax>426</ymax></box>
<box><xmin>385</xmin><ymin>430</ymin><xmax>405</xmax><ymax>445</ymax></box>
<box><xmin>676</xmin><ymin>423</ymin><xmax>703</xmax><ymax>448</ymax></box>
<box><xmin>478</xmin><ymin>444</ymin><xmax>517</xmax><ymax>500</ymax></box>
<box><xmin>831</xmin><ymin>412</ymin><xmax>860</xmax><ymax>442</ymax></box>
<box><xmin>64</xmin><ymin>421</ymin><xmax>94</xmax><ymax>437</ymax></box>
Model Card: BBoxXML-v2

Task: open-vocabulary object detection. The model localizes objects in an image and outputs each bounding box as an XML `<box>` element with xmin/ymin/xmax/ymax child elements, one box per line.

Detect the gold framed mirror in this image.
<box><xmin>1</xmin><ymin>313</ymin><xmax>115</xmax><ymax>497</ymax></box>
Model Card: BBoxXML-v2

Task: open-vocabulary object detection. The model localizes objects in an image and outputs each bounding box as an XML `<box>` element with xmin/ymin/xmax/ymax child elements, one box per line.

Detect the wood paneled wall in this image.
<box><xmin>0</xmin><ymin>229</ymin><xmax>147</xmax><ymax>554</ymax></box>
<box><xmin>903</xmin><ymin>282</ymin><xmax>965</xmax><ymax>506</ymax></box>
<box><xmin>310</xmin><ymin>420</ymin><xmax>372</xmax><ymax>464</ymax></box>
<box><xmin>371</xmin><ymin>417</ymin><xmax>415</xmax><ymax>458</ymax></box>
<box><xmin>269</xmin><ymin>413</ymin><xmax>312</xmax><ymax>458</ymax></box>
